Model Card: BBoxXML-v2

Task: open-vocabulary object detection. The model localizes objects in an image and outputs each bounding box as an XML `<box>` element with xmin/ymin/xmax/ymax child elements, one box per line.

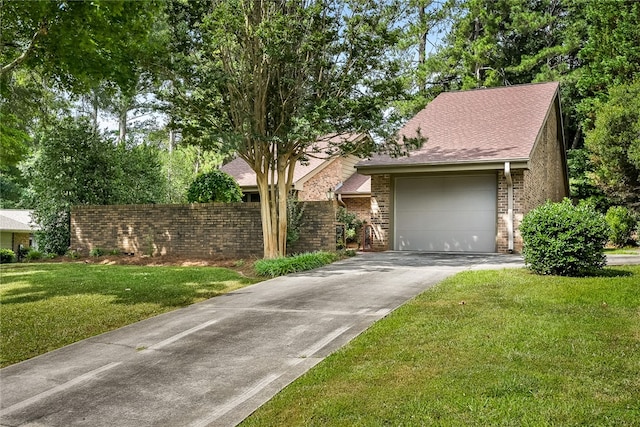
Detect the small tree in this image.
<box><xmin>520</xmin><ymin>199</ymin><xmax>609</xmax><ymax>276</ymax></box>
<box><xmin>167</xmin><ymin>1</ymin><xmax>417</xmax><ymax>258</ymax></box>
<box><xmin>186</xmin><ymin>170</ymin><xmax>243</xmax><ymax>203</ymax></box>
<box><xmin>605</xmin><ymin>206</ymin><xmax>637</xmax><ymax>247</ymax></box>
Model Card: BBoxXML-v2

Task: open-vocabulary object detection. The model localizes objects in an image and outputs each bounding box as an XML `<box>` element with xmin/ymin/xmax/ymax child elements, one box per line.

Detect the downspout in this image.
<box><xmin>336</xmin><ymin>194</ymin><xmax>347</xmax><ymax>208</ymax></box>
<box><xmin>504</xmin><ymin>162</ymin><xmax>514</xmax><ymax>253</ymax></box>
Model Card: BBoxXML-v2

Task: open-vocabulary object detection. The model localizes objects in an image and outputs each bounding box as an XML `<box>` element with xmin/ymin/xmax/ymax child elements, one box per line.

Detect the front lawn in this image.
<box><xmin>243</xmin><ymin>266</ymin><xmax>640</xmax><ymax>426</ymax></box>
<box><xmin>0</xmin><ymin>263</ymin><xmax>261</xmax><ymax>367</ymax></box>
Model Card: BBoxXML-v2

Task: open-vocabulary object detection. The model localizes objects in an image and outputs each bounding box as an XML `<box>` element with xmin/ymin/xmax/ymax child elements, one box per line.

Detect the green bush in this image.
<box><xmin>520</xmin><ymin>199</ymin><xmax>609</xmax><ymax>276</ymax></box>
<box><xmin>337</xmin><ymin>207</ymin><xmax>363</xmax><ymax>245</ymax></box>
<box><xmin>25</xmin><ymin>249</ymin><xmax>44</xmax><ymax>261</ymax></box>
<box><xmin>0</xmin><ymin>249</ymin><xmax>16</xmax><ymax>264</ymax></box>
<box><xmin>186</xmin><ymin>170</ymin><xmax>243</xmax><ymax>203</ymax></box>
<box><xmin>254</xmin><ymin>251</ymin><xmax>340</xmax><ymax>277</ymax></box>
<box><xmin>286</xmin><ymin>197</ymin><xmax>305</xmax><ymax>245</ymax></box>
<box><xmin>605</xmin><ymin>206</ymin><xmax>637</xmax><ymax>247</ymax></box>
<box><xmin>90</xmin><ymin>247</ymin><xmax>105</xmax><ymax>257</ymax></box>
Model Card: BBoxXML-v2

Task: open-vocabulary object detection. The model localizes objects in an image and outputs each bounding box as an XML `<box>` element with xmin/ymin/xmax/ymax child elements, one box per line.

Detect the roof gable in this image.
<box><xmin>221</xmin><ymin>134</ymin><xmax>366</xmax><ymax>189</ymax></box>
<box><xmin>358</xmin><ymin>82</ymin><xmax>560</xmax><ymax>168</ymax></box>
<box><xmin>0</xmin><ymin>209</ymin><xmax>37</xmax><ymax>232</ymax></box>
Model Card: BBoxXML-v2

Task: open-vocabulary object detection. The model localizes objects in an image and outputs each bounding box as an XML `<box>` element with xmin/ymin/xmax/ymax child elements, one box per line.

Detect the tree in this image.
<box><xmin>186</xmin><ymin>170</ymin><xmax>243</xmax><ymax>204</ymax></box>
<box><xmin>159</xmin><ymin>144</ymin><xmax>223</xmax><ymax>204</ymax></box>
<box><xmin>584</xmin><ymin>80</ymin><xmax>640</xmax><ymax>214</ymax></box>
<box><xmin>170</xmin><ymin>0</ymin><xmax>415</xmax><ymax>258</ymax></box>
<box><xmin>1</xmin><ymin>0</ymin><xmax>164</xmax><ymax>91</ymax></box>
<box><xmin>1</xmin><ymin>1</ymin><xmax>168</xmax><ymax>208</ymax></box>
<box><xmin>29</xmin><ymin>117</ymin><xmax>166</xmax><ymax>254</ymax></box>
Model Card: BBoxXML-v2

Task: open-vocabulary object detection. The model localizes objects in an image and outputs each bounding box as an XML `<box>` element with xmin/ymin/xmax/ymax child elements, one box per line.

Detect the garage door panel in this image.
<box><xmin>396</xmin><ymin>230</ymin><xmax>485</xmax><ymax>252</ymax></box>
<box><xmin>395</xmin><ymin>175</ymin><xmax>497</xmax><ymax>252</ymax></box>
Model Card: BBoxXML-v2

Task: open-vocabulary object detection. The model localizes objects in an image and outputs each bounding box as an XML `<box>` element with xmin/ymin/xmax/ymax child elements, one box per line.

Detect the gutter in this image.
<box><xmin>504</xmin><ymin>162</ymin><xmax>514</xmax><ymax>253</ymax></box>
<box><xmin>356</xmin><ymin>158</ymin><xmax>530</xmax><ymax>175</ymax></box>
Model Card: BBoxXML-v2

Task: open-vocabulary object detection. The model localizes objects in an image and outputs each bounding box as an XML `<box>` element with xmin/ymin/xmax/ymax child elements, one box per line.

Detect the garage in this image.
<box><xmin>394</xmin><ymin>174</ymin><xmax>497</xmax><ymax>252</ymax></box>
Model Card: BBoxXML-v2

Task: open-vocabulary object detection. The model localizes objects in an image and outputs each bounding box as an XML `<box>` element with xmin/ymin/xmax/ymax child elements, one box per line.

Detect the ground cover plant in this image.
<box><xmin>0</xmin><ymin>263</ymin><xmax>261</xmax><ymax>367</ymax></box>
<box><xmin>242</xmin><ymin>266</ymin><xmax>640</xmax><ymax>426</ymax></box>
<box><xmin>254</xmin><ymin>251</ymin><xmax>341</xmax><ymax>277</ymax></box>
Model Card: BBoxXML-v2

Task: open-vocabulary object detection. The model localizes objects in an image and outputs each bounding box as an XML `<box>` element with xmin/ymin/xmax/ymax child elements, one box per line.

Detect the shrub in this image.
<box><xmin>0</xmin><ymin>249</ymin><xmax>16</xmax><ymax>264</ymax></box>
<box><xmin>90</xmin><ymin>247</ymin><xmax>105</xmax><ymax>257</ymax></box>
<box><xmin>186</xmin><ymin>170</ymin><xmax>243</xmax><ymax>203</ymax></box>
<box><xmin>520</xmin><ymin>198</ymin><xmax>609</xmax><ymax>276</ymax></box>
<box><xmin>254</xmin><ymin>251</ymin><xmax>340</xmax><ymax>277</ymax></box>
<box><xmin>605</xmin><ymin>206</ymin><xmax>637</xmax><ymax>247</ymax></box>
<box><xmin>286</xmin><ymin>197</ymin><xmax>305</xmax><ymax>245</ymax></box>
<box><xmin>25</xmin><ymin>249</ymin><xmax>44</xmax><ymax>261</ymax></box>
<box><xmin>337</xmin><ymin>207</ymin><xmax>363</xmax><ymax>245</ymax></box>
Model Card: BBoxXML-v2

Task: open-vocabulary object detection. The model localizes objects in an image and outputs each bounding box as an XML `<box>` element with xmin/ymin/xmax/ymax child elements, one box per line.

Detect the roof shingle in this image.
<box><xmin>358</xmin><ymin>82</ymin><xmax>560</xmax><ymax>167</ymax></box>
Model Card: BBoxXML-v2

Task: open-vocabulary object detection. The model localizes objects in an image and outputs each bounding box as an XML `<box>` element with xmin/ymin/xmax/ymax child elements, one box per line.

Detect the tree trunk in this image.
<box><xmin>418</xmin><ymin>6</ymin><xmax>427</xmax><ymax>92</ymax></box>
<box><xmin>118</xmin><ymin>109</ymin><xmax>127</xmax><ymax>143</ymax></box>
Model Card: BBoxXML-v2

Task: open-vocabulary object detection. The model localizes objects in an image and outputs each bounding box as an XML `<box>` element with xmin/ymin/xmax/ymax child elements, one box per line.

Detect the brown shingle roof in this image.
<box><xmin>336</xmin><ymin>173</ymin><xmax>370</xmax><ymax>195</ymax></box>
<box><xmin>358</xmin><ymin>82</ymin><xmax>560</xmax><ymax>168</ymax></box>
<box><xmin>221</xmin><ymin>133</ymin><xmax>365</xmax><ymax>188</ymax></box>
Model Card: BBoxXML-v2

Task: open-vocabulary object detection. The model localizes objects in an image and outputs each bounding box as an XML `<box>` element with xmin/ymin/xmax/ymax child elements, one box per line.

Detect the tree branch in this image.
<box><xmin>1</xmin><ymin>20</ymin><xmax>48</xmax><ymax>76</ymax></box>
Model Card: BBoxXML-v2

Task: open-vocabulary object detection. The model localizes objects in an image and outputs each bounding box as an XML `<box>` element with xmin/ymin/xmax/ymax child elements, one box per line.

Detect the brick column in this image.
<box><xmin>370</xmin><ymin>174</ymin><xmax>391</xmax><ymax>251</ymax></box>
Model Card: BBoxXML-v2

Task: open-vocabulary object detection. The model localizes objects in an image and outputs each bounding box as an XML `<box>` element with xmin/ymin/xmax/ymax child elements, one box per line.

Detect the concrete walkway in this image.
<box><xmin>0</xmin><ymin>252</ymin><xmax>634</xmax><ymax>426</ymax></box>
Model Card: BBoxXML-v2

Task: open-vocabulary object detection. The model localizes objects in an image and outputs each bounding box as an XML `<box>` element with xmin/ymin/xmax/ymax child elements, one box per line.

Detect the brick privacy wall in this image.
<box><xmin>298</xmin><ymin>158</ymin><xmax>342</xmax><ymax>201</ymax></box>
<box><xmin>71</xmin><ymin>202</ymin><xmax>336</xmax><ymax>259</ymax></box>
<box><xmin>369</xmin><ymin>174</ymin><xmax>391</xmax><ymax>251</ymax></box>
<box><xmin>287</xmin><ymin>201</ymin><xmax>337</xmax><ymax>254</ymax></box>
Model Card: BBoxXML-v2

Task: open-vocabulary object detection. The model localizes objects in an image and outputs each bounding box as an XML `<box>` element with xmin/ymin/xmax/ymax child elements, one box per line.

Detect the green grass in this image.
<box><xmin>0</xmin><ymin>263</ymin><xmax>261</xmax><ymax>367</ymax></box>
<box><xmin>605</xmin><ymin>246</ymin><xmax>640</xmax><ymax>255</ymax></box>
<box><xmin>242</xmin><ymin>266</ymin><xmax>640</xmax><ymax>426</ymax></box>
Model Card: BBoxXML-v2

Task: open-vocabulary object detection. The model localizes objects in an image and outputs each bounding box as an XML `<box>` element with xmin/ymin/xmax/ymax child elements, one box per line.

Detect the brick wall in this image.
<box><xmin>342</xmin><ymin>197</ymin><xmax>371</xmax><ymax>222</ymax></box>
<box><xmin>523</xmin><ymin>101</ymin><xmax>567</xmax><ymax>211</ymax></box>
<box><xmin>369</xmin><ymin>174</ymin><xmax>391</xmax><ymax>251</ymax></box>
<box><xmin>497</xmin><ymin>170</ymin><xmax>525</xmax><ymax>253</ymax></box>
<box><xmin>298</xmin><ymin>158</ymin><xmax>342</xmax><ymax>201</ymax></box>
<box><xmin>497</xmin><ymin>100</ymin><xmax>567</xmax><ymax>253</ymax></box>
<box><xmin>71</xmin><ymin>202</ymin><xmax>336</xmax><ymax>259</ymax></box>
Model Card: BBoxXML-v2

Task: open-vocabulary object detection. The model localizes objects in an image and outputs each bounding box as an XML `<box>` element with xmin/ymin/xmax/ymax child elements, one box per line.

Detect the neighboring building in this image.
<box><xmin>0</xmin><ymin>209</ymin><xmax>38</xmax><ymax>252</ymax></box>
<box><xmin>221</xmin><ymin>134</ymin><xmax>372</xmax><ymax>216</ymax></box>
<box><xmin>356</xmin><ymin>82</ymin><xmax>568</xmax><ymax>254</ymax></box>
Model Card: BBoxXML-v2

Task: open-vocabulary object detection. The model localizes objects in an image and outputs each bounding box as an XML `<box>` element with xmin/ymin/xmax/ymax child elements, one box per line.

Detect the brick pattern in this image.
<box><xmin>11</xmin><ymin>233</ymin><xmax>31</xmax><ymax>252</ymax></box>
<box><xmin>298</xmin><ymin>159</ymin><xmax>342</xmax><ymax>201</ymax></box>
<box><xmin>497</xmin><ymin>170</ymin><xmax>525</xmax><ymax>253</ymax></box>
<box><xmin>342</xmin><ymin>197</ymin><xmax>371</xmax><ymax>222</ymax></box>
<box><xmin>71</xmin><ymin>202</ymin><xmax>336</xmax><ymax>259</ymax></box>
<box><xmin>369</xmin><ymin>174</ymin><xmax>391</xmax><ymax>251</ymax></box>
<box><xmin>522</xmin><ymin>103</ymin><xmax>567</xmax><ymax>211</ymax></box>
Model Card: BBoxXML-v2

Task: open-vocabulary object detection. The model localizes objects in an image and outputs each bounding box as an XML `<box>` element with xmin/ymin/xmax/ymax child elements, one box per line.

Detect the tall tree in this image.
<box><xmin>584</xmin><ymin>80</ymin><xmax>640</xmax><ymax>214</ymax></box>
<box><xmin>576</xmin><ymin>0</ymin><xmax>640</xmax><ymax>127</ymax></box>
<box><xmin>29</xmin><ymin>117</ymin><xmax>167</xmax><ymax>254</ymax></box>
<box><xmin>170</xmin><ymin>0</ymin><xmax>414</xmax><ymax>258</ymax></box>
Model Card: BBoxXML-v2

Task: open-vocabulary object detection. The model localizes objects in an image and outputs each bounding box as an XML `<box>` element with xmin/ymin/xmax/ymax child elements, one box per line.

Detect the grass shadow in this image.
<box><xmin>0</xmin><ymin>263</ymin><xmax>259</xmax><ymax>308</ymax></box>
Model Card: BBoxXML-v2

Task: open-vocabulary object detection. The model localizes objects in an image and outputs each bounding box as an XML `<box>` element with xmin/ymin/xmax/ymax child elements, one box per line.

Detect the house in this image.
<box><xmin>221</xmin><ymin>134</ymin><xmax>372</xmax><ymax>220</ymax></box>
<box><xmin>0</xmin><ymin>209</ymin><xmax>39</xmax><ymax>252</ymax></box>
<box><xmin>356</xmin><ymin>82</ymin><xmax>568</xmax><ymax>253</ymax></box>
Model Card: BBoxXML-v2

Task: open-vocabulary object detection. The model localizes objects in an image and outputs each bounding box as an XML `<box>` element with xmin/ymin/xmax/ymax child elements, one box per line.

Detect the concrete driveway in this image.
<box><xmin>0</xmin><ymin>252</ymin><xmax>544</xmax><ymax>426</ymax></box>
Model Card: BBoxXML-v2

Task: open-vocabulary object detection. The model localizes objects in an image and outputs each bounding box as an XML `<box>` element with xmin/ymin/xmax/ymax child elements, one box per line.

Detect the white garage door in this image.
<box><xmin>395</xmin><ymin>175</ymin><xmax>497</xmax><ymax>252</ymax></box>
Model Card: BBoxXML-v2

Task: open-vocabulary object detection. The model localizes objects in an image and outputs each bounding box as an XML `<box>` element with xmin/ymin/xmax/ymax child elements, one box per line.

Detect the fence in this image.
<box><xmin>71</xmin><ymin>201</ymin><xmax>336</xmax><ymax>259</ymax></box>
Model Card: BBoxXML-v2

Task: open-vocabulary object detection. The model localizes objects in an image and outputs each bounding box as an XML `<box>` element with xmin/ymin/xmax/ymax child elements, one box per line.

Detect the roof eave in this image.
<box><xmin>356</xmin><ymin>159</ymin><xmax>530</xmax><ymax>175</ymax></box>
